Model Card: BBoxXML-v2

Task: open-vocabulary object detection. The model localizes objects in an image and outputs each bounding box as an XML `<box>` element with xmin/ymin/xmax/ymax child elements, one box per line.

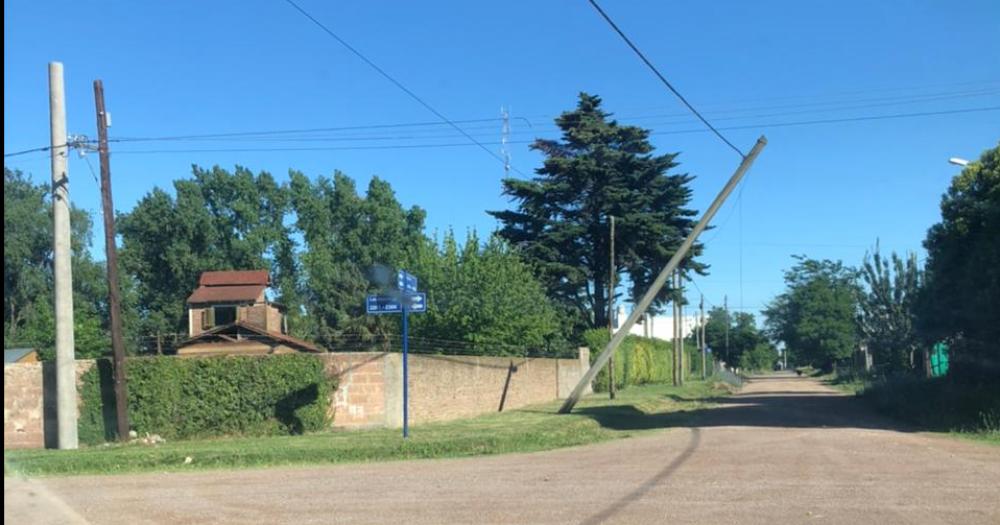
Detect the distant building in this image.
<box><xmin>613</xmin><ymin>306</ymin><xmax>699</xmax><ymax>341</ymax></box>
<box><xmin>175</xmin><ymin>270</ymin><xmax>321</xmax><ymax>356</ymax></box>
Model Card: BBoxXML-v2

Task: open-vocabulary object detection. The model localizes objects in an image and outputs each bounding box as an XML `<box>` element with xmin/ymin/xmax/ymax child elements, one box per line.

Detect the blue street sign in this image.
<box><xmin>397</xmin><ymin>270</ymin><xmax>418</xmax><ymax>293</ymax></box>
<box><xmin>366</xmin><ymin>294</ymin><xmax>402</xmax><ymax>315</ymax></box>
<box><xmin>406</xmin><ymin>292</ymin><xmax>427</xmax><ymax>312</ymax></box>
<box><xmin>365</xmin><ymin>269</ymin><xmax>425</xmax><ymax>440</ymax></box>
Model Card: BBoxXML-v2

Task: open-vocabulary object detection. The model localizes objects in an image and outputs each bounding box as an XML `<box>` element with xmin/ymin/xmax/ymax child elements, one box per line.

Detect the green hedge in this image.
<box><xmin>583</xmin><ymin>329</ymin><xmax>698</xmax><ymax>392</ymax></box>
<box><xmin>79</xmin><ymin>354</ymin><xmax>334</xmax><ymax>444</ymax></box>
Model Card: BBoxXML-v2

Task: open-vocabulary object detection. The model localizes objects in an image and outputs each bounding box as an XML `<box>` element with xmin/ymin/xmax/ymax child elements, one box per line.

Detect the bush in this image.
<box><xmin>584</xmin><ymin>329</ymin><xmax>687</xmax><ymax>392</ymax></box>
<box><xmin>862</xmin><ymin>374</ymin><xmax>1000</xmax><ymax>433</ymax></box>
<box><xmin>79</xmin><ymin>354</ymin><xmax>334</xmax><ymax>444</ymax></box>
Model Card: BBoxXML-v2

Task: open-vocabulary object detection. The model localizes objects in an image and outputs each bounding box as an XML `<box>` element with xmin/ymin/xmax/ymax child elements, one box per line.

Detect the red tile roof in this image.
<box><xmin>179</xmin><ymin>321</ymin><xmax>322</xmax><ymax>353</ymax></box>
<box><xmin>199</xmin><ymin>270</ymin><xmax>269</xmax><ymax>286</ymax></box>
<box><xmin>187</xmin><ymin>284</ymin><xmax>266</xmax><ymax>304</ymax></box>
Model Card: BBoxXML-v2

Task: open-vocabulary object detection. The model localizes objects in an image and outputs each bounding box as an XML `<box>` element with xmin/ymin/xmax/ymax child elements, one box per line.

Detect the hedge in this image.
<box><xmin>79</xmin><ymin>354</ymin><xmax>335</xmax><ymax>445</ymax></box>
<box><xmin>583</xmin><ymin>329</ymin><xmax>700</xmax><ymax>392</ymax></box>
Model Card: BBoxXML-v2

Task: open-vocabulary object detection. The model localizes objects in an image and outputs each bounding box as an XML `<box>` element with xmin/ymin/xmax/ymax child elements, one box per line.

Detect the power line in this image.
<box><xmin>4</xmin><ymin>144</ymin><xmax>60</xmax><ymax>158</ymax></box>
<box><xmin>94</xmin><ymin>85</ymin><xmax>996</xmax><ymax>146</ymax></box>
<box><xmin>282</xmin><ymin>0</ymin><xmax>526</xmax><ymax>176</ymax></box>
<box><xmin>586</xmin><ymin>0</ymin><xmax>745</xmax><ymax>157</ymax></box>
<box><xmin>8</xmin><ymin>105</ymin><xmax>996</xmax><ymax>160</ymax></box>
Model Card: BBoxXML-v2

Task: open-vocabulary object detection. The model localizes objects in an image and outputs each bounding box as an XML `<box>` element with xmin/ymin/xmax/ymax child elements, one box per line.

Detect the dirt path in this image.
<box><xmin>7</xmin><ymin>374</ymin><xmax>1000</xmax><ymax>524</ymax></box>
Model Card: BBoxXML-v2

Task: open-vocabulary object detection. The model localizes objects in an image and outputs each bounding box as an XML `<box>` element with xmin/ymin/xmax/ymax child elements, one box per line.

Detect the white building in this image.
<box><xmin>612</xmin><ymin>306</ymin><xmax>699</xmax><ymax>341</ymax></box>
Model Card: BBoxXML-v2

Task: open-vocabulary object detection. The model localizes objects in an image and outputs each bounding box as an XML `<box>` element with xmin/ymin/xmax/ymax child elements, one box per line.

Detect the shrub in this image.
<box><xmin>79</xmin><ymin>354</ymin><xmax>334</xmax><ymax>444</ymax></box>
<box><xmin>862</xmin><ymin>374</ymin><xmax>1000</xmax><ymax>433</ymax></box>
<box><xmin>584</xmin><ymin>329</ymin><xmax>680</xmax><ymax>392</ymax></box>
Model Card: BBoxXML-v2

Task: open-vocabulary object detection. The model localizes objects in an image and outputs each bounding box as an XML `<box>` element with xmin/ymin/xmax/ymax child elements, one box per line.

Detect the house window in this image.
<box><xmin>202</xmin><ymin>305</ymin><xmax>237</xmax><ymax>329</ymax></box>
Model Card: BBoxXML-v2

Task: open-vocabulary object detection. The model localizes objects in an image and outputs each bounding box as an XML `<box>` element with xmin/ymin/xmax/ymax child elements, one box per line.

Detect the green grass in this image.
<box><xmin>4</xmin><ymin>380</ymin><xmax>729</xmax><ymax>477</ymax></box>
<box><xmin>820</xmin><ymin>372</ymin><xmax>867</xmax><ymax>395</ymax></box>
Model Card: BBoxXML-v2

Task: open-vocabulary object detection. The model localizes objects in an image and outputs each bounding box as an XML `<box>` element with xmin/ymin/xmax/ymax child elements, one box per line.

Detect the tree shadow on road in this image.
<box><xmin>576</xmin><ymin>388</ymin><xmax>916</xmax><ymax>433</ymax></box>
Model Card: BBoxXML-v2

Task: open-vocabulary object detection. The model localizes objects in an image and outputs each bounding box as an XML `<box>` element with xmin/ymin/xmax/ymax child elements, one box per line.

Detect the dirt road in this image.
<box><xmin>6</xmin><ymin>374</ymin><xmax>1000</xmax><ymax>524</ymax></box>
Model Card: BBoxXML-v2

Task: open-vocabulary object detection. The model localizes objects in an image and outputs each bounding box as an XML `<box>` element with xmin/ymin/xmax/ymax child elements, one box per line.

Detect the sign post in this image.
<box><xmin>366</xmin><ymin>270</ymin><xmax>424</xmax><ymax>438</ymax></box>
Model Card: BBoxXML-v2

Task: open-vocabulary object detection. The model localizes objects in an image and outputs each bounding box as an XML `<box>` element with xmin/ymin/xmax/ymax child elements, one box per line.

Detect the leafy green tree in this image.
<box><xmin>4</xmin><ymin>167</ymin><xmax>111</xmax><ymax>359</ymax></box>
<box><xmin>765</xmin><ymin>257</ymin><xmax>860</xmax><ymax>370</ymax></box>
<box><xmin>118</xmin><ymin>165</ymin><xmax>291</xmax><ymax>337</ymax></box>
<box><xmin>288</xmin><ymin>170</ymin><xmax>426</xmax><ymax>346</ymax></box>
<box><xmin>408</xmin><ymin>230</ymin><xmax>560</xmax><ymax>354</ymax></box>
<box><xmin>918</xmin><ymin>143</ymin><xmax>1000</xmax><ymax>378</ymax></box>
<box><xmin>700</xmin><ymin>306</ymin><xmax>730</xmax><ymax>357</ymax></box>
<box><xmin>490</xmin><ymin>93</ymin><xmax>705</xmax><ymax>335</ymax></box>
<box><xmin>858</xmin><ymin>242</ymin><xmax>922</xmax><ymax>374</ymax></box>
<box><xmin>740</xmin><ymin>342</ymin><xmax>778</xmax><ymax>372</ymax></box>
<box><xmin>696</xmin><ymin>307</ymin><xmax>763</xmax><ymax>366</ymax></box>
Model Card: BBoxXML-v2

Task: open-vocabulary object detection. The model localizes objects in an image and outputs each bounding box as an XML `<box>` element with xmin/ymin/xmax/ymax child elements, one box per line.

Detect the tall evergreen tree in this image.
<box><xmin>490</xmin><ymin>93</ymin><xmax>704</xmax><ymax>333</ymax></box>
<box><xmin>858</xmin><ymin>242</ymin><xmax>922</xmax><ymax>374</ymax></box>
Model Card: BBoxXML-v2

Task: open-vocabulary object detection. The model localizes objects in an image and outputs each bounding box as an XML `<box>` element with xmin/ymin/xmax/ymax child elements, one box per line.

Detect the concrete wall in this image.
<box><xmin>4</xmin><ymin>360</ymin><xmax>95</xmax><ymax>450</ymax></box>
<box><xmin>3</xmin><ymin>349</ymin><xmax>590</xmax><ymax>448</ymax></box>
<box><xmin>320</xmin><ymin>349</ymin><xmax>590</xmax><ymax>428</ymax></box>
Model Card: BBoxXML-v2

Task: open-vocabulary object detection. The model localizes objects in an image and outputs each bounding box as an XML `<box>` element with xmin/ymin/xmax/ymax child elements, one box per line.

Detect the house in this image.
<box><xmin>175</xmin><ymin>270</ymin><xmax>321</xmax><ymax>356</ymax></box>
<box><xmin>4</xmin><ymin>348</ymin><xmax>39</xmax><ymax>364</ymax></box>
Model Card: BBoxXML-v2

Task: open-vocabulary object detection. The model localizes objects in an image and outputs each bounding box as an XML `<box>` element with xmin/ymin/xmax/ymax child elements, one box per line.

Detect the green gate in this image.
<box><xmin>929</xmin><ymin>342</ymin><xmax>949</xmax><ymax>377</ymax></box>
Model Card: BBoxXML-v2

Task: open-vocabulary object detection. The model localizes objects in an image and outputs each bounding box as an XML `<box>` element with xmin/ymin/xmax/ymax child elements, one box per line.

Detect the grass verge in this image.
<box><xmin>4</xmin><ymin>380</ymin><xmax>730</xmax><ymax>477</ymax></box>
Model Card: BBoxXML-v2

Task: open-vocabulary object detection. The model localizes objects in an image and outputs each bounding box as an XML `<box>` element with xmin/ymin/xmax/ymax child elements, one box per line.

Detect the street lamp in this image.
<box><xmin>949</xmin><ymin>157</ymin><xmax>970</xmax><ymax>167</ymax></box>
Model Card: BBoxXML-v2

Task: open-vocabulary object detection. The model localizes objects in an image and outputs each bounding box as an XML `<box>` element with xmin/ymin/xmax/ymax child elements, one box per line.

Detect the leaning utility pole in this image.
<box><xmin>608</xmin><ymin>215</ymin><xmax>616</xmax><ymax>399</ymax></box>
<box><xmin>49</xmin><ymin>62</ymin><xmax>78</xmax><ymax>449</ymax></box>
<box><xmin>559</xmin><ymin>136</ymin><xmax>767</xmax><ymax>413</ymax></box>
<box><xmin>94</xmin><ymin>79</ymin><xmax>130</xmax><ymax>439</ymax></box>
<box><xmin>700</xmin><ymin>294</ymin><xmax>706</xmax><ymax>380</ymax></box>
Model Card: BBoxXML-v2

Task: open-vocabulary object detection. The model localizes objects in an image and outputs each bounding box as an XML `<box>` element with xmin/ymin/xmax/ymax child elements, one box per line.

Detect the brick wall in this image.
<box><xmin>4</xmin><ymin>363</ymin><xmax>45</xmax><ymax>449</ymax></box>
<box><xmin>242</xmin><ymin>304</ymin><xmax>266</xmax><ymax>328</ymax></box>
<box><xmin>318</xmin><ymin>353</ymin><xmax>391</xmax><ymax>428</ymax></box>
<box><xmin>4</xmin><ymin>350</ymin><xmax>589</xmax><ymax>448</ymax></box>
<box><xmin>4</xmin><ymin>360</ymin><xmax>95</xmax><ymax>450</ymax></box>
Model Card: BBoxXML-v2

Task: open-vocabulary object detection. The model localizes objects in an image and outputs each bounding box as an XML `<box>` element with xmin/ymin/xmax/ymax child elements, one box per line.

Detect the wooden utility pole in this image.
<box><xmin>559</xmin><ymin>137</ymin><xmax>767</xmax><ymax>413</ymax></box>
<box><xmin>94</xmin><ymin>80</ymin><xmax>130</xmax><ymax>439</ymax></box>
<box><xmin>50</xmin><ymin>62</ymin><xmax>78</xmax><ymax>450</ymax></box>
<box><xmin>608</xmin><ymin>215</ymin><xmax>616</xmax><ymax>399</ymax></box>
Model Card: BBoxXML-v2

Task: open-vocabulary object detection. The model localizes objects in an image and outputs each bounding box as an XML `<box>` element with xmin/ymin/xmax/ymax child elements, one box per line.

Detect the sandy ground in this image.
<box><xmin>6</xmin><ymin>373</ymin><xmax>1000</xmax><ymax>524</ymax></box>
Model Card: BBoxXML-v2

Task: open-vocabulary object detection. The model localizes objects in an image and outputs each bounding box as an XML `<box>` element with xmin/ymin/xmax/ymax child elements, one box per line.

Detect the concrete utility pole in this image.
<box><xmin>724</xmin><ymin>294</ymin><xmax>730</xmax><ymax>366</ymax></box>
<box><xmin>608</xmin><ymin>215</ymin><xmax>616</xmax><ymax>399</ymax></box>
<box><xmin>49</xmin><ymin>62</ymin><xmax>78</xmax><ymax>449</ymax></box>
<box><xmin>559</xmin><ymin>136</ymin><xmax>767</xmax><ymax>413</ymax></box>
<box><xmin>94</xmin><ymin>79</ymin><xmax>130</xmax><ymax>439</ymax></box>
<box><xmin>679</xmin><ymin>276</ymin><xmax>685</xmax><ymax>386</ymax></box>
<box><xmin>700</xmin><ymin>294</ymin><xmax>706</xmax><ymax>380</ymax></box>
<box><xmin>672</xmin><ymin>270</ymin><xmax>680</xmax><ymax>386</ymax></box>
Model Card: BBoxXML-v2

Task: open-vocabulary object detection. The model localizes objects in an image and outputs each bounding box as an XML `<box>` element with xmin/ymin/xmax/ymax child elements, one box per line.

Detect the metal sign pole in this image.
<box><xmin>402</xmin><ymin>301</ymin><xmax>409</xmax><ymax>439</ymax></box>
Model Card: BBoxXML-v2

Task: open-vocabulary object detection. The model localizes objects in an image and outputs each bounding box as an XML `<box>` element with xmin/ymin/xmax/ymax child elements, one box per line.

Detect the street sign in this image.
<box><xmin>365</xmin><ymin>269</ymin><xmax>425</xmax><ymax>440</ymax></box>
<box><xmin>397</xmin><ymin>270</ymin><xmax>418</xmax><ymax>293</ymax></box>
<box><xmin>406</xmin><ymin>292</ymin><xmax>426</xmax><ymax>312</ymax></box>
<box><xmin>366</xmin><ymin>294</ymin><xmax>402</xmax><ymax>315</ymax></box>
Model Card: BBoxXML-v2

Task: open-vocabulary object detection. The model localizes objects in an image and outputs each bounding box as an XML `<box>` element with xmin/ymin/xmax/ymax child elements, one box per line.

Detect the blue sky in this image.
<box><xmin>5</xmin><ymin>1</ymin><xmax>999</xmax><ymax>320</ymax></box>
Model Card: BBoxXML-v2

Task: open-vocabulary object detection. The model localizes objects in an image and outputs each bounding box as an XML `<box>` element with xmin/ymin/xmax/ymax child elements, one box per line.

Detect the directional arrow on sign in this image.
<box><xmin>405</xmin><ymin>292</ymin><xmax>426</xmax><ymax>312</ymax></box>
<box><xmin>397</xmin><ymin>270</ymin><xmax>418</xmax><ymax>293</ymax></box>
